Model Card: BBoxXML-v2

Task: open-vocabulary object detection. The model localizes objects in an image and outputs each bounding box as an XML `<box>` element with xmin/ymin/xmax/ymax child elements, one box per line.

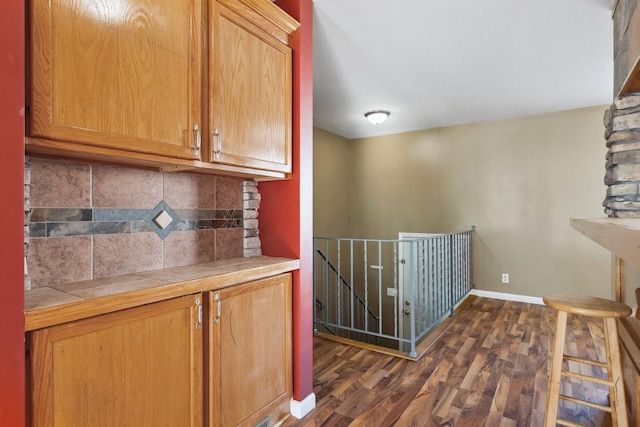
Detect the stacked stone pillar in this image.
<box><xmin>603</xmin><ymin>93</ymin><xmax>640</xmax><ymax>217</ymax></box>
<box><xmin>24</xmin><ymin>157</ymin><xmax>31</xmax><ymax>290</ymax></box>
<box><xmin>243</xmin><ymin>181</ymin><xmax>262</xmax><ymax>257</ymax></box>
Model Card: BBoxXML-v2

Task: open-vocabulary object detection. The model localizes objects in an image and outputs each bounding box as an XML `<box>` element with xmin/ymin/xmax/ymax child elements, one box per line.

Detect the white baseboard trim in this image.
<box><xmin>470</xmin><ymin>289</ymin><xmax>544</xmax><ymax>305</ymax></box>
<box><xmin>290</xmin><ymin>393</ymin><xmax>316</xmax><ymax>419</ymax></box>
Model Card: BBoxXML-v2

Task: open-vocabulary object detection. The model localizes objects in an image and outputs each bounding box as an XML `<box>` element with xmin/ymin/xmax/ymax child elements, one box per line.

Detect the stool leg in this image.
<box><xmin>603</xmin><ymin>317</ymin><xmax>628</xmax><ymax>427</ymax></box>
<box><xmin>545</xmin><ymin>310</ymin><xmax>568</xmax><ymax>427</ymax></box>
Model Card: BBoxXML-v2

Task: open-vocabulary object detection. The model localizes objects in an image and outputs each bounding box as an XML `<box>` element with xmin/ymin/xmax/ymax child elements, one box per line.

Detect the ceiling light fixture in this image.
<box><xmin>365</xmin><ymin>110</ymin><xmax>390</xmax><ymax>125</ymax></box>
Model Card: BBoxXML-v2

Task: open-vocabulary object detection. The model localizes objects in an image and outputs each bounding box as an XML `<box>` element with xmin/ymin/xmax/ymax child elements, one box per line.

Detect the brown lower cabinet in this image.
<box><xmin>27</xmin><ymin>274</ymin><xmax>292</xmax><ymax>427</ymax></box>
<box><xmin>208</xmin><ymin>274</ymin><xmax>292</xmax><ymax>427</ymax></box>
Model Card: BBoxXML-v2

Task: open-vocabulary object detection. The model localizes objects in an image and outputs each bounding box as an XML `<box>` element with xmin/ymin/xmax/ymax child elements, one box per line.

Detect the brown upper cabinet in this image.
<box><xmin>27</xmin><ymin>0</ymin><xmax>204</xmax><ymax>161</ymax></box>
<box><xmin>209</xmin><ymin>0</ymin><xmax>296</xmax><ymax>174</ymax></box>
<box><xmin>26</xmin><ymin>0</ymin><xmax>299</xmax><ymax>178</ymax></box>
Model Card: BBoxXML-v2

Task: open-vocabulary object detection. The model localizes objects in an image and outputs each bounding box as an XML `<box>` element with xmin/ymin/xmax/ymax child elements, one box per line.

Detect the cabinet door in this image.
<box><xmin>28</xmin><ymin>0</ymin><xmax>203</xmax><ymax>160</ymax></box>
<box><xmin>209</xmin><ymin>274</ymin><xmax>292</xmax><ymax>427</ymax></box>
<box><xmin>209</xmin><ymin>0</ymin><xmax>293</xmax><ymax>173</ymax></box>
<box><xmin>29</xmin><ymin>294</ymin><xmax>203</xmax><ymax>427</ymax></box>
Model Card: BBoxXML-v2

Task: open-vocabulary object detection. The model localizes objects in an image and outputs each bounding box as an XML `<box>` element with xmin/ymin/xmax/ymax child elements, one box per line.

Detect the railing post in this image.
<box><xmin>337</xmin><ymin>240</ymin><xmax>341</xmax><ymax>334</ymax></box>
<box><xmin>349</xmin><ymin>239</ymin><xmax>356</xmax><ymax>332</ymax></box>
<box><xmin>324</xmin><ymin>239</ymin><xmax>330</xmax><ymax>330</ymax></box>
<box><xmin>313</xmin><ymin>239</ymin><xmax>317</xmax><ymax>334</ymax></box>
<box><xmin>363</xmin><ymin>242</ymin><xmax>368</xmax><ymax>332</ymax></box>
<box><xmin>449</xmin><ymin>234</ymin><xmax>454</xmax><ymax>317</ymax></box>
<box><xmin>378</xmin><ymin>240</ymin><xmax>383</xmax><ymax>336</ymax></box>
<box><xmin>469</xmin><ymin>232</ymin><xmax>472</xmax><ymax>292</ymax></box>
<box><xmin>409</xmin><ymin>241</ymin><xmax>417</xmax><ymax>358</ymax></box>
<box><xmin>393</xmin><ymin>241</ymin><xmax>398</xmax><ymax>339</ymax></box>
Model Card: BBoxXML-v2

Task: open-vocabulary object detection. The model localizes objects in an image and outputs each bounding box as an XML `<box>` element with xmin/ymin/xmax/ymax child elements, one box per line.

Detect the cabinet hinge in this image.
<box><xmin>195</xmin><ymin>296</ymin><xmax>203</xmax><ymax>330</ymax></box>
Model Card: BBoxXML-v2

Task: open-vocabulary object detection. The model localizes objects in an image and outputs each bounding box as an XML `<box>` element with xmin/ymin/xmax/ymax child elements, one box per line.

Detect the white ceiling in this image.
<box><xmin>312</xmin><ymin>0</ymin><xmax>615</xmax><ymax>140</ymax></box>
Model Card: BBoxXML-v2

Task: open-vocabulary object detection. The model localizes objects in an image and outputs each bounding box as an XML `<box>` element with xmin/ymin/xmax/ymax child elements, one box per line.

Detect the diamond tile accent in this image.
<box><xmin>153</xmin><ymin>210</ymin><xmax>173</xmax><ymax>229</ymax></box>
<box><xmin>144</xmin><ymin>201</ymin><xmax>179</xmax><ymax>240</ymax></box>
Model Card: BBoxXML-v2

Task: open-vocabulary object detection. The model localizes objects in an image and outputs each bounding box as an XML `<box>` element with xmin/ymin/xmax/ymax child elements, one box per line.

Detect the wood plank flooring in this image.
<box><xmin>280</xmin><ymin>296</ymin><xmax>613</xmax><ymax>427</ymax></box>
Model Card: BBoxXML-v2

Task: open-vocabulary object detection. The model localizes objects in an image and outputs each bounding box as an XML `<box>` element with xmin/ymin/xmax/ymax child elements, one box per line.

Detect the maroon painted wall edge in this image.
<box><xmin>0</xmin><ymin>0</ymin><xmax>26</xmax><ymax>424</ymax></box>
<box><xmin>259</xmin><ymin>0</ymin><xmax>315</xmax><ymax>403</ymax></box>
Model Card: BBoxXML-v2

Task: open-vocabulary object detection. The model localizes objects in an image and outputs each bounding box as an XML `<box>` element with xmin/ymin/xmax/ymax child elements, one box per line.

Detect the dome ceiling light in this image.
<box><xmin>364</xmin><ymin>110</ymin><xmax>390</xmax><ymax>125</ymax></box>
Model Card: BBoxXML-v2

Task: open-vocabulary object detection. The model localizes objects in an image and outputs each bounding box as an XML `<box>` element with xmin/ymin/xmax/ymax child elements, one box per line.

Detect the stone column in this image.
<box><xmin>24</xmin><ymin>157</ymin><xmax>31</xmax><ymax>290</ymax></box>
<box><xmin>603</xmin><ymin>93</ymin><xmax>640</xmax><ymax>217</ymax></box>
<box><xmin>243</xmin><ymin>181</ymin><xmax>262</xmax><ymax>257</ymax></box>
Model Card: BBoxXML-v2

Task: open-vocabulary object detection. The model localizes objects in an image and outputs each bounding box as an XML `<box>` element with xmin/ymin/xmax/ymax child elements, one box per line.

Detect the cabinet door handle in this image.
<box><xmin>214</xmin><ymin>293</ymin><xmax>221</xmax><ymax>324</ymax></box>
<box><xmin>195</xmin><ymin>296</ymin><xmax>203</xmax><ymax>330</ymax></box>
<box><xmin>193</xmin><ymin>124</ymin><xmax>201</xmax><ymax>157</ymax></box>
<box><xmin>213</xmin><ymin>128</ymin><xmax>221</xmax><ymax>160</ymax></box>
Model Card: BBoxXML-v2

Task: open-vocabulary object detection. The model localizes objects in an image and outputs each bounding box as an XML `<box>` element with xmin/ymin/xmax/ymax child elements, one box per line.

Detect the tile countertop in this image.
<box><xmin>24</xmin><ymin>256</ymin><xmax>300</xmax><ymax>331</ymax></box>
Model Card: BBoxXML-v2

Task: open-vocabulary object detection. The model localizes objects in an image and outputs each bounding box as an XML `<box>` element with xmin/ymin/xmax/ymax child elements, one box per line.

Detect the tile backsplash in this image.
<box><xmin>25</xmin><ymin>157</ymin><xmax>260</xmax><ymax>289</ymax></box>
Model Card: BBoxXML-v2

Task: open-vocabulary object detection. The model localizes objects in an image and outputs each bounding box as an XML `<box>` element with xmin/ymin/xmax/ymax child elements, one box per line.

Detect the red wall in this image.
<box><xmin>0</xmin><ymin>0</ymin><xmax>26</xmax><ymax>424</ymax></box>
<box><xmin>259</xmin><ymin>0</ymin><xmax>314</xmax><ymax>403</ymax></box>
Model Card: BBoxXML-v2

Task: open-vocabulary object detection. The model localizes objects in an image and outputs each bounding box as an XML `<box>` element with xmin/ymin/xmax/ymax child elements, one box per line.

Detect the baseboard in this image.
<box><xmin>470</xmin><ymin>289</ymin><xmax>544</xmax><ymax>305</ymax></box>
<box><xmin>290</xmin><ymin>393</ymin><xmax>316</xmax><ymax>419</ymax></box>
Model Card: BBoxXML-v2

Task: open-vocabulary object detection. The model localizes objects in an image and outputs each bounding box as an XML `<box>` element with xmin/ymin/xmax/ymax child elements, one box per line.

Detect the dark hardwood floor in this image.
<box><xmin>281</xmin><ymin>296</ymin><xmax>613</xmax><ymax>427</ymax></box>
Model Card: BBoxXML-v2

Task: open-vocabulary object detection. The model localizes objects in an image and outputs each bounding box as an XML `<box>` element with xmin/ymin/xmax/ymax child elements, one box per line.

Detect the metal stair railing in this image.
<box><xmin>313</xmin><ymin>228</ymin><xmax>474</xmax><ymax>358</ymax></box>
<box><xmin>315</xmin><ymin>249</ymin><xmax>380</xmax><ymax>325</ymax></box>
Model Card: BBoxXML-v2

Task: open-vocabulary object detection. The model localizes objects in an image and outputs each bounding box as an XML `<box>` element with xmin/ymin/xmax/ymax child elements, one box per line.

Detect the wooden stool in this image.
<box><xmin>543</xmin><ymin>294</ymin><xmax>631</xmax><ymax>427</ymax></box>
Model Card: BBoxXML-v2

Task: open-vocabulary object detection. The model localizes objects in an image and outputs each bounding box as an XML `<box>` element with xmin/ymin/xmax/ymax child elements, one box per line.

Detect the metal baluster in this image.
<box><xmin>313</xmin><ymin>240</ymin><xmax>317</xmax><ymax>333</ymax></box>
<box><xmin>377</xmin><ymin>240</ymin><xmax>383</xmax><ymax>335</ymax></box>
<box><xmin>393</xmin><ymin>241</ymin><xmax>398</xmax><ymax>340</ymax></box>
<box><xmin>337</xmin><ymin>240</ymin><xmax>342</xmax><ymax>330</ymax></box>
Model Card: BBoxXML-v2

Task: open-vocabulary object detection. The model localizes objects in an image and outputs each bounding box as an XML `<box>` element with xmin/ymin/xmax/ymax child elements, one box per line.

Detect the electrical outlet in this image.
<box><xmin>502</xmin><ymin>273</ymin><xmax>509</xmax><ymax>284</ymax></box>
